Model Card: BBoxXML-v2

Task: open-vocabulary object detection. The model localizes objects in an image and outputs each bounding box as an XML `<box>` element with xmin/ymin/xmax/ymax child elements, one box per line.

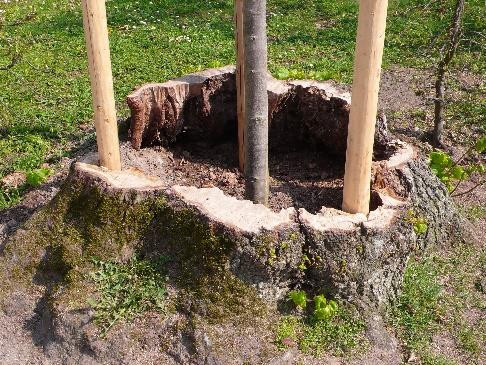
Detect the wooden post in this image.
<box><xmin>81</xmin><ymin>0</ymin><xmax>121</xmax><ymax>171</ymax></box>
<box><xmin>342</xmin><ymin>0</ymin><xmax>389</xmax><ymax>214</ymax></box>
<box><xmin>235</xmin><ymin>0</ymin><xmax>245</xmax><ymax>172</ymax></box>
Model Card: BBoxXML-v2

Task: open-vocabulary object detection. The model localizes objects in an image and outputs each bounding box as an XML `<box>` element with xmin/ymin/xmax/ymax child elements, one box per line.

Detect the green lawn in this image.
<box><xmin>391</xmin><ymin>242</ymin><xmax>486</xmax><ymax>364</ymax></box>
<box><xmin>0</xmin><ymin>0</ymin><xmax>484</xmax><ymax>208</ymax></box>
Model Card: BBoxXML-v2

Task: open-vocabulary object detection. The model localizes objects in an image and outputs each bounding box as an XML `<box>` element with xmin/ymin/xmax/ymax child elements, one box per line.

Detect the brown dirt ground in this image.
<box><xmin>121</xmin><ymin>140</ymin><xmax>348</xmax><ymax>214</ymax></box>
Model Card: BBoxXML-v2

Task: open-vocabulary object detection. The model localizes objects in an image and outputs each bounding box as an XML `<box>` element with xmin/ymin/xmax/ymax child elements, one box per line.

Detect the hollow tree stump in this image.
<box><xmin>121</xmin><ymin>67</ymin><xmax>464</xmax><ymax>307</ymax></box>
<box><xmin>127</xmin><ymin>67</ymin><xmax>391</xmax><ymax>158</ymax></box>
<box><xmin>3</xmin><ymin>148</ymin><xmax>461</xmax><ymax>310</ymax></box>
<box><xmin>2</xmin><ymin>68</ymin><xmax>463</xmax><ymax>318</ymax></box>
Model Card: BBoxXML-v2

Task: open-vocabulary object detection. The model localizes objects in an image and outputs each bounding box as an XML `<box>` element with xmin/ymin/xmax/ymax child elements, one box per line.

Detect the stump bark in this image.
<box><xmin>127</xmin><ymin>67</ymin><xmax>391</xmax><ymax>158</ymax></box>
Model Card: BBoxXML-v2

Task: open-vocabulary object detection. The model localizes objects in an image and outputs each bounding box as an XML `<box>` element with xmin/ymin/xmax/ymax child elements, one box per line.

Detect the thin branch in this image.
<box><xmin>449</xmin><ymin>179</ymin><xmax>462</xmax><ymax>195</ymax></box>
<box><xmin>432</xmin><ymin>0</ymin><xmax>466</xmax><ymax>146</ymax></box>
<box><xmin>451</xmin><ymin>180</ymin><xmax>485</xmax><ymax>197</ymax></box>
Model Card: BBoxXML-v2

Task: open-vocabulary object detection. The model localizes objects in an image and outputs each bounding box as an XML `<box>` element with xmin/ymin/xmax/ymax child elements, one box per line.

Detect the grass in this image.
<box><xmin>0</xmin><ymin>0</ymin><xmax>484</xmax><ymax>208</ymax></box>
<box><xmin>391</xmin><ymin>258</ymin><xmax>442</xmax><ymax>354</ymax></box>
<box><xmin>88</xmin><ymin>256</ymin><xmax>167</xmax><ymax>336</ymax></box>
<box><xmin>390</xmin><ymin>242</ymin><xmax>486</xmax><ymax>364</ymax></box>
<box><xmin>460</xmin><ymin>203</ymin><xmax>486</xmax><ymax>222</ymax></box>
<box><xmin>275</xmin><ymin>304</ymin><xmax>367</xmax><ymax>357</ymax></box>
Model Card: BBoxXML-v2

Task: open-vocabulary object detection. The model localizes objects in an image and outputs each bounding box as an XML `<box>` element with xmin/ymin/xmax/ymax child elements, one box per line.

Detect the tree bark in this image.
<box><xmin>243</xmin><ymin>0</ymin><xmax>269</xmax><ymax>205</ymax></box>
<box><xmin>433</xmin><ymin>0</ymin><xmax>465</xmax><ymax>147</ymax></box>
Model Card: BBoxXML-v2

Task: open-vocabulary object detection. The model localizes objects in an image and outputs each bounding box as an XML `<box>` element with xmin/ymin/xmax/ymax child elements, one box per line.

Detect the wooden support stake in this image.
<box><xmin>82</xmin><ymin>0</ymin><xmax>121</xmax><ymax>171</ymax></box>
<box><xmin>342</xmin><ymin>0</ymin><xmax>389</xmax><ymax>215</ymax></box>
<box><xmin>235</xmin><ymin>0</ymin><xmax>245</xmax><ymax>172</ymax></box>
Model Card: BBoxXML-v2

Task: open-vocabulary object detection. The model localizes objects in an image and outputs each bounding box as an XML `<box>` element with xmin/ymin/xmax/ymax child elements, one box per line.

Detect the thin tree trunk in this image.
<box><xmin>244</xmin><ymin>0</ymin><xmax>269</xmax><ymax>205</ymax></box>
<box><xmin>433</xmin><ymin>0</ymin><xmax>465</xmax><ymax>147</ymax></box>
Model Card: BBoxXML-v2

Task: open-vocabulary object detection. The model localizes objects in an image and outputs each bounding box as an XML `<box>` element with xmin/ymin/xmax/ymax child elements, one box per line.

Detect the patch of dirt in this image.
<box><xmin>1</xmin><ymin>171</ymin><xmax>27</xmax><ymax>188</ymax></box>
<box><xmin>430</xmin><ymin>330</ymin><xmax>470</xmax><ymax>365</ymax></box>
<box><xmin>379</xmin><ymin>66</ymin><xmax>485</xmax><ymax>146</ymax></box>
<box><xmin>116</xmin><ymin>142</ymin><xmax>386</xmax><ymax>213</ymax></box>
<box><xmin>379</xmin><ymin>67</ymin><xmax>429</xmax><ymax>113</ymax></box>
<box><xmin>0</xmin><ymin>286</ymin><xmax>404</xmax><ymax>365</ymax></box>
<box><xmin>120</xmin><ymin>140</ymin><xmax>362</xmax><ymax>214</ymax></box>
<box><xmin>453</xmin><ymin>177</ymin><xmax>486</xmax><ymax>244</ymax></box>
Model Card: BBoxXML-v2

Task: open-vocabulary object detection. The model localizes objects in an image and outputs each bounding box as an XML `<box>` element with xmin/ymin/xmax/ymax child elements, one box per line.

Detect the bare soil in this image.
<box><xmin>121</xmin><ymin>139</ymin><xmax>347</xmax><ymax>214</ymax></box>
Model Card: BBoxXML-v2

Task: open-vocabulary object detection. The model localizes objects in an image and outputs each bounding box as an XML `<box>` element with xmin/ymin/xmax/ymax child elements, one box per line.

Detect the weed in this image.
<box><xmin>276</xmin><ymin>305</ymin><xmax>366</xmax><ymax>356</ymax></box>
<box><xmin>26</xmin><ymin>167</ymin><xmax>51</xmax><ymax>187</ymax></box>
<box><xmin>460</xmin><ymin>204</ymin><xmax>486</xmax><ymax>222</ymax></box>
<box><xmin>88</xmin><ymin>256</ymin><xmax>167</xmax><ymax>336</ymax></box>
<box><xmin>275</xmin><ymin>315</ymin><xmax>300</xmax><ymax>350</ymax></box>
<box><xmin>300</xmin><ymin>307</ymin><xmax>366</xmax><ymax>356</ymax></box>
<box><xmin>420</xmin><ymin>352</ymin><xmax>458</xmax><ymax>365</ymax></box>
<box><xmin>312</xmin><ymin>294</ymin><xmax>338</xmax><ymax>321</ymax></box>
<box><xmin>0</xmin><ymin>187</ymin><xmax>22</xmax><ymax>209</ymax></box>
<box><xmin>406</xmin><ymin>209</ymin><xmax>429</xmax><ymax>235</ymax></box>
<box><xmin>281</xmin><ymin>291</ymin><xmax>364</xmax><ymax>356</ymax></box>
<box><xmin>457</xmin><ymin>326</ymin><xmax>481</xmax><ymax>356</ymax></box>
<box><xmin>288</xmin><ymin>290</ymin><xmax>307</xmax><ymax>309</ymax></box>
<box><xmin>429</xmin><ymin>139</ymin><xmax>485</xmax><ymax>195</ymax></box>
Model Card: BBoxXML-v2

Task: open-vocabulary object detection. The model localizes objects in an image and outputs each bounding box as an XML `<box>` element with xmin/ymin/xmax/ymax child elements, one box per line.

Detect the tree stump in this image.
<box><xmin>124</xmin><ymin>67</ymin><xmax>462</xmax><ymax>307</ymax></box>
<box><xmin>0</xmin><ymin>68</ymin><xmax>462</xmax><ymax>315</ymax></box>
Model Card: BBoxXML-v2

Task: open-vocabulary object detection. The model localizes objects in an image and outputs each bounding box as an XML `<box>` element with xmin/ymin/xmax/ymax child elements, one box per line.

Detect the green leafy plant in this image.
<box><xmin>0</xmin><ymin>187</ymin><xmax>22</xmax><ymax>210</ymax></box>
<box><xmin>429</xmin><ymin>137</ymin><xmax>485</xmax><ymax>195</ymax></box>
<box><xmin>288</xmin><ymin>291</ymin><xmax>339</xmax><ymax>321</ymax></box>
<box><xmin>88</xmin><ymin>256</ymin><xmax>167</xmax><ymax>336</ymax></box>
<box><xmin>313</xmin><ymin>295</ymin><xmax>338</xmax><ymax>321</ymax></box>
<box><xmin>288</xmin><ymin>290</ymin><xmax>307</xmax><ymax>309</ymax></box>
<box><xmin>406</xmin><ymin>209</ymin><xmax>429</xmax><ymax>235</ymax></box>
<box><xmin>26</xmin><ymin>167</ymin><xmax>51</xmax><ymax>187</ymax></box>
<box><xmin>298</xmin><ymin>254</ymin><xmax>311</xmax><ymax>271</ymax></box>
<box><xmin>276</xmin><ymin>306</ymin><xmax>367</xmax><ymax>356</ymax></box>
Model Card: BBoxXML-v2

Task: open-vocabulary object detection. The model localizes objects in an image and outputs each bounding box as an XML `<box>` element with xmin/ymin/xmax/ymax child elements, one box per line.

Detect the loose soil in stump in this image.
<box><xmin>125</xmin><ymin>66</ymin><xmax>392</xmax><ymax>213</ymax></box>
<box><xmin>131</xmin><ymin>141</ymin><xmax>348</xmax><ymax>214</ymax></box>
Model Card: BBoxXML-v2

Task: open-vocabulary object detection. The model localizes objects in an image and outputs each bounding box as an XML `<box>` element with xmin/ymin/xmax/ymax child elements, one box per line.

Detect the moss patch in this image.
<box><xmin>1</xmin><ymin>183</ymin><xmax>166</xmax><ymax>314</ymax></box>
<box><xmin>151</xmin><ymin>203</ymin><xmax>266</xmax><ymax>323</ymax></box>
<box><xmin>0</xmin><ymin>176</ymin><xmax>266</xmax><ymax>328</ymax></box>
